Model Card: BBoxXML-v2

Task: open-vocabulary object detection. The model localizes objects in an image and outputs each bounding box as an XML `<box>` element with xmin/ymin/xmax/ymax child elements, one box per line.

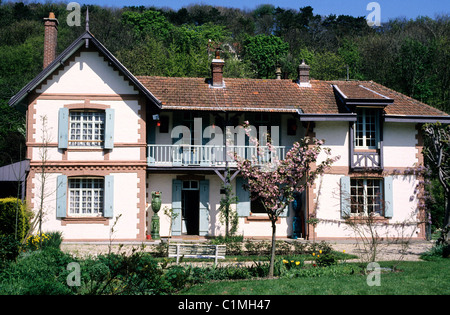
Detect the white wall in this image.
<box><xmin>383</xmin><ymin>122</ymin><xmax>418</xmax><ymax>167</ymax></box>
<box><xmin>29</xmin><ymin>49</ymin><xmax>145</xmax><ymax>241</ymax></box>
<box><xmin>32</xmin><ymin>172</ymin><xmax>140</xmax><ymax>240</ymax></box>
<box><xmin>314</xmin><ymin>121</ymin><xmax>349</xmax><ymax>167</ymax></box>
<box><xmin>314</xmin><ymin>174</ymin><xmax>422</xmax><ymax>239</ymax></box>
<box><xmin>37</xmin><ymin>51</ymin><xmax>138</xmax><ymax>95</ymax></box>
<box><xmin>32</xmin><ymin>99</ymin><xmax>142</xmax><ymax>165</ymax></box>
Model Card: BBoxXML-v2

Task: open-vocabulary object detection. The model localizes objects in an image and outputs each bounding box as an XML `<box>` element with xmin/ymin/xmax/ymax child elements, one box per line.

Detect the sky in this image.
<box><xmin>70</xmin><ymin>0</ymin><xmax>449</xmax><ymax>22</ymax></box>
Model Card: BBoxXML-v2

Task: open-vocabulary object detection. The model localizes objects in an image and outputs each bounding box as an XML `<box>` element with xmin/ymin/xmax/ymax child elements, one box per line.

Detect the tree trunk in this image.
<box><xmin>269</xmin><ymin>218</ymin><xmax>276</xmax><ymax>278</ymax></box>
<box><xmin>444</xmin><ymin>192</ymin><xmax>450</xmax><ymax>229</ymax></box>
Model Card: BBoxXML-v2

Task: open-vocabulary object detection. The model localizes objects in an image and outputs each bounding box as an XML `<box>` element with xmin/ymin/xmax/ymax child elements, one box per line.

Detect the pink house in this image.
<box><xmin>8</xmin><ymin>13</ymin><xmax>450</xmax><ymax>242</ymax></box>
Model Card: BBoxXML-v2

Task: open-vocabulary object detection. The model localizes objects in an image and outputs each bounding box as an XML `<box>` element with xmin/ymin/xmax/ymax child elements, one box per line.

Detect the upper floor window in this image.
<box><xmin>354</xmin><ymin>108</ymin><xmax>379</xmax><ymax>149</ymax></box>
<box><xmin>69</xmin><ymin>110</ymin><xmax>105</xmax><ymax>147</ymax></box>
<box><xmin>58</xmin><ymin>107</ymin><xmax>114</xmax><ymax>150</ymax></box>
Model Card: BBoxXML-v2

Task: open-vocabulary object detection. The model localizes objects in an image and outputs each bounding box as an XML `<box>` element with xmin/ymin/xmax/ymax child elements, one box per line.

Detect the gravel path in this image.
<box><xmin>329</xmin><ymin>240</ymin><xmax>434</xmax><ymax>262</ymax></box>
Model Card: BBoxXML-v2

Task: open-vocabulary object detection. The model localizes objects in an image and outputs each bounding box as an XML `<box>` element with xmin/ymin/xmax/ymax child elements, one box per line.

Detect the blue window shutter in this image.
<box><xmin>103</xmin><ymin>175</ymin><xmax>114</xmax><ymax>218</ymax></box>
<box><xmin>384</xmin><ymin>176</ymin><xmax>394</xmax><ymax>218</ymax></box>
<box><xmin>172</xmin><ymin>179</ymin><xmax>182</xmax><ymax>236</ymax></box>
<box><xmin>58</xmin><ymin>108</ymin><xmax>69</xmax><ymax>149</ymax></box>
<box><xmin>199</xmin><ymin>180</ymin><xmax>210</xmax><ymax>236</ymax></box>
<box><xmin>56</xmin><ymin>175</ymin><xmax>67</xmax><ymax>218</ymax></box>
<box><xmin>236</xmin><ymin>177</ymin><xmax>250</xmax><ymax>217</ymax></box>
<box><xmin>104</xmin><ymin>108</ymin><xmax>115</xmax><ymax>149</ymax></box>
<box><xmin>340</xmin><ymin>176</ymin><xmax>351</xmax><ymax>218</ymax></box>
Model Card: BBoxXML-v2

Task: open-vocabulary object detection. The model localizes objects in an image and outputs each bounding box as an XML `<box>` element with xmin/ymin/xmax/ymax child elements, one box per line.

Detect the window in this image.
<box><xmin>69</xmin><ymin>111</ymin><xmax>105</xmax><ymax>147</ymax></box>
<box><xmin>354</xmin><ymin>108</ymin><xmax>379</xmax><ymax>149</ymax></box>
<box><xmin>251</xmin><ymin>197</ymin><xmax>266</xmax><ymax>214</ymax></box>
<box><xmin>350</xmin><ymin>178</ymin><xmax>383</xmax><ymax>215</ymax></box>
<box><xmin>182</xmin><ymin>180</ymin><xmax>199</xmax><ymax>190</ymax></box>
<box><xmin>68</xmin><ymin>178</ymin><xmax>104</xmax><ymax>216</ymax></box>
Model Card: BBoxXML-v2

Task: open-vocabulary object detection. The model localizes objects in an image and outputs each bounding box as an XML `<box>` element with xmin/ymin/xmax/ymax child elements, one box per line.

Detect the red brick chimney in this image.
<box><xmin>210</xmin><ymin>48</ymin><xmax>225</xmax><ymax>87</ymax></box>
<box><xmin>43</xmin><ymin>12</ymin><xmax>59</xmax><ymax>69</ymax></box>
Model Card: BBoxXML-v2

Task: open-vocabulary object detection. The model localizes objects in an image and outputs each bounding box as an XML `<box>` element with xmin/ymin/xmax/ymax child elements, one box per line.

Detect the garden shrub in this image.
<box><xmin>151</xmin><ymin>241</ymin><xmax>169</xmax><ymax>257</ymax></box>
<box><xmin>0</xmin><ymin>247</ymin><xmax>75</xmax><ymax>295</ymax></box>
<box><xmin>165</xmin><ymin>265</ymin><xmax>192</xmax><ymax>291</ymax></box>
<box><xmin>0</xmin><ymin>234</ymin><xmax>21</xmax><ymax>263</ymax></box>
<box><xmin>308</xmin><ymin>241</ymin><xmax>333</xmax><ymax>254</ymax></box>
<box><xmin>23</xmin><ymin>231</ymin><xmax>63</xmax><ymax>251</ymax></box>
<box><xmin>315</xmin><ymin>252</ymin><xmax>338</xmax><ymax>267</ymax></box>
<box><xmin>0</xmin><ymin>198</ymin><xmax>31</xmax><ymax>242</ymax></box>
<box><xmin>188</xmin><ymin>263</ymin><xmax>270</xmax><ymax>282</ymax></box>
<box><xmin>79</xmin><ymin>249</ymin><xmax>173</xmax><ymax>295</ymax></box>
<box><xmin>281</xmin><ymin>263</ymin><xmax>360</xmax><ymax>279</ymax></box>
<box><xmin>420</xmin><ymin>244</ymin><xmax>448</xmax><ymax>261</ymax></box>
<box><xmin>208</xmin><ymin>235</ymin><xmax>244</xmax><ymax>255</ymax></box>
<box><xmin>291</xmin><ymin>241</ymin><xmax>308</xmax><ymax>254</ymax></box>
<box><xmin>275</xmin><ymin>241</ymin><xmax>292</xmax><ymax>255</ymax></box>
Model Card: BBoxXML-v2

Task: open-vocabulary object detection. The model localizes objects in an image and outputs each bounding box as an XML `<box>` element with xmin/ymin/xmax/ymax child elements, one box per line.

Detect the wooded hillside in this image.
<box><xmin>0</xmin><ymin>1</ymin><xmax>449</xmax><ymax>166</ymax></box>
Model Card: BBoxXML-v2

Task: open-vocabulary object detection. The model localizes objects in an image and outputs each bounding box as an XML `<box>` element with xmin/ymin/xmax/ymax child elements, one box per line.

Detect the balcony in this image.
<box><xmin>351</xmin><ymin>151</ymin><xmax>382</xmax><ymax>170</ymax></box>
<box><xmin>147</xmin><ymin>144</ymin><xmax>289</xmax><ymax>168</ymax></box>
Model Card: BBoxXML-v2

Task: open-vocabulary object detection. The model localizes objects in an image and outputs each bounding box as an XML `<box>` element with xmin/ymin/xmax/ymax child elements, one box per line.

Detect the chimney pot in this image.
<box><xmin>276</xmin><ymin>66</ymin><xmax>282</xmax><ymax>80</ymax></box>
<box><xmin>43</xmin><ymin>12</ymin><xmax>59</xmax><ymax>69</ymax></box>
<box><xmin>211</xmin><ymin>48</ymin><xmax>225</xmax><ymax>87</ymax></box>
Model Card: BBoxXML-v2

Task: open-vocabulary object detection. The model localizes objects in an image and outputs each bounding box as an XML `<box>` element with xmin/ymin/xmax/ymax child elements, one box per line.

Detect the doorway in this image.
<box><xmin>181</xmin><ymin>180</ymin><xmax>200</xmax><ymax>235</ymax></box>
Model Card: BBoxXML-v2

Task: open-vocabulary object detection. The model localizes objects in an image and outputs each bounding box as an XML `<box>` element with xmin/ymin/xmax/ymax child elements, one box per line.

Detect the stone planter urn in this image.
<box><xmin>150</xmin><ymin>191</ymin><xmax>162</xmax><ymax>240</ymax></box>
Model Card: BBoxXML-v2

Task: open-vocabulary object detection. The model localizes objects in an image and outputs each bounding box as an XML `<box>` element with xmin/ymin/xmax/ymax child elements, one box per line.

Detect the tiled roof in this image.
<box><xmin>137</xmin><ymin>76</ymin><xmax>447</xmax><ymax>117</ymax></box>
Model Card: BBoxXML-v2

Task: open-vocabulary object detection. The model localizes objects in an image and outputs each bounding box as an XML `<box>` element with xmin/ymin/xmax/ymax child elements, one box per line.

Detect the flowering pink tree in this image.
<box><xmin>234</xmin><ymin>122</ymin><xmax>339</xmax><ymax>277</ymax></box>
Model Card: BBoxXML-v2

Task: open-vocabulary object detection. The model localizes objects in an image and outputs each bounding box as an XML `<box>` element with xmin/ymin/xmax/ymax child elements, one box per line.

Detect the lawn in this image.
<box><xmin>179</xmin><ymin>259</ymin><xmax>450</xmax><ymax>295</ymax></box>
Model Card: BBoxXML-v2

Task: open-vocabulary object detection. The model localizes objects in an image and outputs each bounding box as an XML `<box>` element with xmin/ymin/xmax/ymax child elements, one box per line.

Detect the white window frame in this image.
<box><xmin>354</xmin><ymin>108</ymin><xmax>379</xmax><ymax>149</ymax></box>
<box><xmin>350</xmin><ymin>178</ymin><xmax>383</xmax><ymax>216</ymax></box>
<box><xmin>68</xmin><ymin>177</ymin><xmax>104</xmax><ymax>217</ymax></box>
<box><xmin>69</xmin><ymin>110</ymin><xmax>105</xmax><ymax>147</ymax></box>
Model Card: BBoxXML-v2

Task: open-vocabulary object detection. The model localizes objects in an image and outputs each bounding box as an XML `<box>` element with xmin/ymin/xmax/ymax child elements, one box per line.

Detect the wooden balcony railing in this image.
<box><xmin>147</xmin><ymin>144</ymin><xmax>289</xmax><ymax>167</ymax></box>
<box><xmin>351</xmin><ymin>151</ymin><xmax>382</xmax><ymax>170</ymax></box>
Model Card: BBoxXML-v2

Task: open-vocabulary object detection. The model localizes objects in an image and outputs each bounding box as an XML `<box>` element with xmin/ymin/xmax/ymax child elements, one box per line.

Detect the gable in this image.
<box><xmin>9</xmin><ymin>31</ymin><xmax>160</xmax><ymax>110</ymax></box>
<box><xmin>37</xmin><ymin>50</ymin><xmax>138</xmax><ymax>95</ymax></box>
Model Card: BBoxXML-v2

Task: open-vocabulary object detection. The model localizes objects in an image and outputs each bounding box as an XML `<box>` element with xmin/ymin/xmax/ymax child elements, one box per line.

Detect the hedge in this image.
<box><xmin>0</xmin><ymin>198</ymin><xmax>31</xmax><ymax>241</ymax></box>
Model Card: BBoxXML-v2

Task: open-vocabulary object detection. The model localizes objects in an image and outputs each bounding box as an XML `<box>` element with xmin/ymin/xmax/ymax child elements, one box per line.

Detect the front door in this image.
<box><xmin>182</xmin><ymin>180</ymin><xmax>200</xmax><ymax>235</ymax></box>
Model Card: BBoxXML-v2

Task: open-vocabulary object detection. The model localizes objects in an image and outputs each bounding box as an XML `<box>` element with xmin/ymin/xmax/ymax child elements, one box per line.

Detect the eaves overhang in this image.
<box><xmin>298</xmin><ymin>113</ymin><xmax>357</xmax><ymax>122</ymax></box>
<box><xmin>384</xmin><ymin>115</ymin><xmax>450</xmax><ymax>124</ymax></box>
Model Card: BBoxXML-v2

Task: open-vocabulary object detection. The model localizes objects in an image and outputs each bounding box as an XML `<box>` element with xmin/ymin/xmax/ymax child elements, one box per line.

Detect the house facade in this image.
<box><xmin>9</xmin><ymin>13</ymin><xmax>450</xmax><ymax>242</ymax></box>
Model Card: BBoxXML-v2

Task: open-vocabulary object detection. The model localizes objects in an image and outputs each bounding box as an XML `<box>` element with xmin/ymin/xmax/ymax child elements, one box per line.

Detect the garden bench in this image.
<box><xmin>168</xmin><ymin>243</ymin><xmax>226</xmax><ymax>264</ymax></box>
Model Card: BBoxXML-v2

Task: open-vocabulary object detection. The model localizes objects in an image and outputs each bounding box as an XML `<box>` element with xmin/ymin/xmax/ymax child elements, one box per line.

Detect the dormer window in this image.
<box><xmin>354</xmin><ymin>108</ymin><xmax>380</xmax><ymax>149</ymax></box>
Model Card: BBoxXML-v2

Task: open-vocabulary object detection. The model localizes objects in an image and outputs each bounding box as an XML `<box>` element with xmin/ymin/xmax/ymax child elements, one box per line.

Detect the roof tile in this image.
<box><xmin>136</xmin><ymin>76</ymin><xmax>447</xmax><ymax>117</ymax></box>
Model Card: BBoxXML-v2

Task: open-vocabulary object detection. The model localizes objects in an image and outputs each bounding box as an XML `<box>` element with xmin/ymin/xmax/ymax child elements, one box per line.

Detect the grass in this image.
<box><xmin>179</xmin><ymin>259</ymin><xmax>450</xmax><ymax>295</ymax></box>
